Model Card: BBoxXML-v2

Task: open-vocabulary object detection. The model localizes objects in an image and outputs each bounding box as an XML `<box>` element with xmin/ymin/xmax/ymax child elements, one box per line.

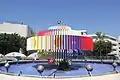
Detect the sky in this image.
<box><xmin>0</xmin><ymin>0</ymin><xmax>120</xmax><ymax>37</ymax></box>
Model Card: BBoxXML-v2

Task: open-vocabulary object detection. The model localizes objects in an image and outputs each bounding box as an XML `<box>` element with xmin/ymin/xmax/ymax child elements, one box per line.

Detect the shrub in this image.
<box><xmin>58</xmin><ymin>59</ymin><xmax>70</xmax><ymax>71</ymax></box>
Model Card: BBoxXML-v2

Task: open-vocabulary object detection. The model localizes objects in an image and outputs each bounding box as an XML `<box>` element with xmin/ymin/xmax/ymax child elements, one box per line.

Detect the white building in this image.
<box><xmin>87</xmin><ymin>33</ymin><xmax>120</xmax><ymax>56</ymax></box>
<box><xmin>0</xmin><ymin>21</ymin><xmax>35</xmax><ymax>37</ymax></box>
<box><xmin>117</xmin><ymin>37</ymin><xmax>120</xmax><ymax>54</ymax></box>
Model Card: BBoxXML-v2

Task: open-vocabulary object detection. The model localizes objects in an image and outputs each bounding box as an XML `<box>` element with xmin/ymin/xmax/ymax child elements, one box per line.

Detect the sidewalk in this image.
<box><xmin>0</xmin><ymin>73</ymin><xmax>120</xmax><ymax>80</ymax></box>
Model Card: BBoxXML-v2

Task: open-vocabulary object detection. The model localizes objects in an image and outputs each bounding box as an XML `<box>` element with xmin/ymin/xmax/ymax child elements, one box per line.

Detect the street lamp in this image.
<box><xmin>85</xmin><ymin>64</ymin><xmax>93</xmax><ymax>76</ymax></box>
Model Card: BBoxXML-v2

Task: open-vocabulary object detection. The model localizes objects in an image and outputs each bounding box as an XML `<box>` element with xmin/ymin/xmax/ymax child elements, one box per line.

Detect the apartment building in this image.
<box><xmin>88</xmin><ymin>34</ymin><xmax>120</xmax><ymax>56</ymax></box>
<box><xmin>0</xmin><ymin>21</ymin><xmax>35</xmax><ymax>37</ymax></box>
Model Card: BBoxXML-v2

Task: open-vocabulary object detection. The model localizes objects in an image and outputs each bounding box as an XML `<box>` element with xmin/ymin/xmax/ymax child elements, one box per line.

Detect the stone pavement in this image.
<box><xmin>0</xmin><ymin>73</ymin><xmax>120</xmax><ymax>80</ymax></box>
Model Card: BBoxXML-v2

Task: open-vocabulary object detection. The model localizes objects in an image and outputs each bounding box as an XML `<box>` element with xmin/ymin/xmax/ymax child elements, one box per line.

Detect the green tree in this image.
<box><xmin>94</xmin><ymin>40</ymin><xmax>112</xmax><ymax>56</ymax></box>
<box><xmin>93</xmin><ymin>32</ymin><xmax>112</xmax><ymax>56</ymax></box>
<box><xmin>0</xmin><ymin>33</ymin><xmax>26</xmax><ymax>55</ymax></box>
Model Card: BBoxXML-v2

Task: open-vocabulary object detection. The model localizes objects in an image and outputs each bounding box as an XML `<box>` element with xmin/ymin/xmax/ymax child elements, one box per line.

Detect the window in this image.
<box><xmin>105</xmin><ymin>36</ymin><xmax>116</xmax><ymax>41</ymax></box>
<box><xmin>112</xmin><ymin>44</ymin><xmax>116</xmax><ymax>46</ymax></box>
<box><xmin>81</xmin><ymin>32</ymin><xmax>83</xmax><ymax>35</ymax></box>
<box><xmin>112</xmin><ymin>49</ymin><xmax>116</xmax><ymax>51</ymax></box>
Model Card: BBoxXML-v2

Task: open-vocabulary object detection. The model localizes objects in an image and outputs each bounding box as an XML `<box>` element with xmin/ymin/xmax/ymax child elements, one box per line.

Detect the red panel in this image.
<box><xmin>83</xmin><ymin>36</ymin><xmax>93</xmax><ymax>51</ymax></box>
<box><xmin>38</xmin><ymin>30</ymin><xmax>46</xmax><ymax>36</ymax></box>
<box><xmin>87</xmin><ymin>37</ymin><xmax>93</xmax><ymax>51</ymax></box>
<box><xmin>79</xmin><ymin>36</ymin><xmax>93</xmax><ymax>51</ymax></box>
<box><xmin>79</xmin><ymin>36</ymin><xmax>84</xmax><ymax>50</ymax></box>
<box><xmin>38</xmin><ymin>30</ymin><xmax>54</xmax><ymax>36</ymax></box>
<box><xmin>84</xmin><ymin>37</ymin><xmax>88</xmax><ymax>50</ymax></box>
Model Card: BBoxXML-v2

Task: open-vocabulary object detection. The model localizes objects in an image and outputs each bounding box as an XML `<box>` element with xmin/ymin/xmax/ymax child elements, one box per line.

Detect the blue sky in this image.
<box><xmin>0</xmin><ymin>0</ymin><xmax>120</xmax><ymax>37</ymax></box>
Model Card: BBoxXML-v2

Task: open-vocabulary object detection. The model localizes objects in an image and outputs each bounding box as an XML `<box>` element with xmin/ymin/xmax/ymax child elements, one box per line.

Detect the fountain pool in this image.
<box><xmin>0</xmin><ymin>61</ymin><xmax>120</xmax><ymax>77</ymax></box>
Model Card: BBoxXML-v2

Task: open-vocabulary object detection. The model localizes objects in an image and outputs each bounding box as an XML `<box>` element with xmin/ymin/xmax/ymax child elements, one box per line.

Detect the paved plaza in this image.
<box><xmin>0</xmin><ymin>72</ymin><xmax>120</xmax><ymax>80</ymax></box>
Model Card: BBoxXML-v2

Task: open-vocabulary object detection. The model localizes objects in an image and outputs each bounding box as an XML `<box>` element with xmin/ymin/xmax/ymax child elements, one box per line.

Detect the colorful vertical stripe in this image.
<box><xmin>27</xmin><ymin>30</ymin><xmax>93</xmax><ymax>51</ymax></box>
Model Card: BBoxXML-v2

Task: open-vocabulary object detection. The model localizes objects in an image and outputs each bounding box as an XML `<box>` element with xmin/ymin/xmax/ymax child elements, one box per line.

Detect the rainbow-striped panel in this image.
<box><xmin>27</xmin><ymin>35</ymin><xmax>93</xmax><ymax>51</ymax></box>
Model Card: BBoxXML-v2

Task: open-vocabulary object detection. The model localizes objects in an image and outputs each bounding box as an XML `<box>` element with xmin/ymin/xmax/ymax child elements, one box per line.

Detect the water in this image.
<box><xmin>0</xmin><ymin>62</ymin><xmax>120</xmax><ymax>77</ymax></box>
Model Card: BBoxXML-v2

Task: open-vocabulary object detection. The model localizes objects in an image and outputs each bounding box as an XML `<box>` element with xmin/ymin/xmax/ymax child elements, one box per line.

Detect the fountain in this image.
<box><xmin>0</xmin><ymin>49</ymin><xmax>120</xmax><ymax>78</ymax></box>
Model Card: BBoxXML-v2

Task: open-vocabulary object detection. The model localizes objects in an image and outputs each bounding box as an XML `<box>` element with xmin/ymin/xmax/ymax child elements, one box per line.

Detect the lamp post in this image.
<box><xmin>85</xmin><ymin>64</ymin><xmax>93</xmax><ymax>76</ymax></box>
<box><xmin>37</xmin><ymin>65</ymin><xmax>44</xmax><ymax>76</ymax></box>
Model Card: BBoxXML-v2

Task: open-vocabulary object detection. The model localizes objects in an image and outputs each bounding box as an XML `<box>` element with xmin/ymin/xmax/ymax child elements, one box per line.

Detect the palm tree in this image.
<box><xmin>95</xmin><ymin>32</ymin><xmax>106</xmax><ymax>40</ymax></box>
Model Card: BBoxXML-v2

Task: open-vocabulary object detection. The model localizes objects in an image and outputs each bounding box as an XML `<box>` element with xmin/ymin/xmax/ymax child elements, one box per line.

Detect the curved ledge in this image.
<box><xmin>0</xmin><ymin>60</ymin><xmax>120</xmax><ymax>80</ymax></box>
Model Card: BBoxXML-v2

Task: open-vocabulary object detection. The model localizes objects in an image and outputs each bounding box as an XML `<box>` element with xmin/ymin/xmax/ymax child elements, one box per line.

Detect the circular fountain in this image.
<box><xmin>0</xmin><ymin>52</ymin><xmax>120</xmax><ymax>77</ymax></box>
<box><xmin>0</xmin><ymin>60</ymin><xmax>120</xmax><ymax>77</ymax></box>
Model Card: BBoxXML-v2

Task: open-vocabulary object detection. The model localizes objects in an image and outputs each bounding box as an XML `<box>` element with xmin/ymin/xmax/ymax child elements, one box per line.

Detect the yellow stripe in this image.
<box><xmin>47</xmin><ymin>36</ymin><xmax>50</xmax><ymax>50</ymax></box>
<box><xmin>42</xmin><ymin>36</ymin><xmax>45</xmax><ymax>49</ymax></box>
<box><xmin>37</xmin><ymin>36</ymin><xmax>39</xmax><ymax>50</ymax></box>
<box><xmin>34</xmin><ymin>36</ymin><xmax>38</xmax><ymax>50</ymax></box>
<box><xmin>38</xmin><ymin>36</ymin><xmax>41</xmax><ymax>50</ymax></box>
<box><xmin>50</xmin><ymin>35</ymin><xmax>52</xmax><ymax>49</ymax></box>
<box><xmin>45</xmin><ymin>36</ymin><xmax>47</xmax><ymax>50</ymax></box>
<box><xmin>41</xmin><ymin>36</ymin><xmax>43</xmax><ymax>49</ymax></box>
